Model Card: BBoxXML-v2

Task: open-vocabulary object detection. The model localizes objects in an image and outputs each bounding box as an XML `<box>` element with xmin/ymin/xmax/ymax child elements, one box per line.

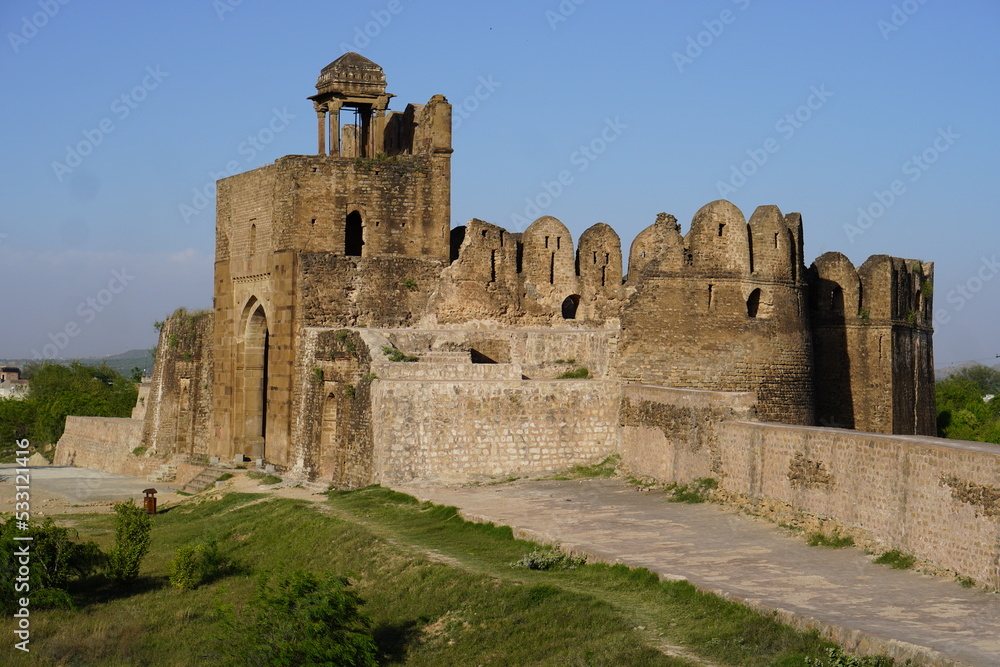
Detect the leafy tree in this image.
<box><xmin>130</xmin><ymin>366</ymin><xmax>144</xmax><ymax>383</ymax></box>
<box><xmin>937</xmin><ymin>364</ymin><xmax>1000</xmax><ymax>444</ymax></box>
<box><xmin>5</xmin><ymin>361</ymin><xmax>138</xmax><ymax>446</ymax></box>
<box><xmin>106</xmin><ymin>499</ymin><xmax>152</xmax><ymax>586</ymax></box>
<box><xmin>221</xmin><ymin>570</ymin><xmax>377</xmax><ymax>667</ymax></box>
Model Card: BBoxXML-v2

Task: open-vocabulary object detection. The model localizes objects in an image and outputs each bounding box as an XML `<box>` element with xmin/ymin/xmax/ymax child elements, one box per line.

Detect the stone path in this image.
<box><xmin>394</xmin><ymin>478</ymin><xmax>1000</xmax><ymax>667</ymax></box>
<box><xmin>0</xmin><ymin>464</ymin><xmax>178</xmax><ymax>515</ymax></box>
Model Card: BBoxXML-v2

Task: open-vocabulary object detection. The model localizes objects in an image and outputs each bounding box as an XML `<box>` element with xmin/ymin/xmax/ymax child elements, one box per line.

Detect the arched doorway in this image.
<box><xmin>242</xmin><ymin>303</ymin><xmax>269</xmax><ymax>459</ymax></box>
<box><xmin>561</xmin><ymin>294</ymin><xmax>580</xmax><ymax>319</ymax></box>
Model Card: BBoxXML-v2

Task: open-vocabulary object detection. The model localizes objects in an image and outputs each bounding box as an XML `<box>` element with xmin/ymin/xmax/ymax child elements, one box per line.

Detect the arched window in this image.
<box><xmin>747</xmin><ymin>289</ymin><xmax>761</xmax><ymax>318</ymax></box>
<box><xmin>561</xmin><ymin>294</ymin><xmax>580</xmax><ymax>319</ymax></box>
<box><xmin>830</xmin><ymin>285</ymin><xmax>844</xmax><ymax>315</ymax></box>
<box><xmin>248</xmin><ymin>223</ymin><xmax>256</xmax><ymax>257</ymax></box>
<box><xmin>345</xmin><ymin>210</ymin><xmax>363</xmax><ymax>256</ymax></box>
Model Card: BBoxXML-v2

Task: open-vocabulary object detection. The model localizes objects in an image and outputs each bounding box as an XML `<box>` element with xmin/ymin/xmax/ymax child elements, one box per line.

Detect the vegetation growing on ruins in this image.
<box><xmin>0</xmin><ymin>362</ymin><xmax>137</xmax><ymax>459</ymax></box>
<box><xmin>936</xmin><ymin>363</ymin><xmax>1000</xmax><ymax>443</ymax></box>
<box><xmin>1</xmin><ymin>488</ymin><xmax>896</xmax><ymax>665</ymax></box>
<box><xmin>806</xmin><ymin>533</ymin><xmax>855</xmax><ymax>549</ymax></box>
<box><xmin>872</xmin><ymin>550</ymin><xmax>915</xmax><ymax>570</ymax></box>
<box><xmin>556</xmin><ymin>366</ymin><xmax>590</xmax><ymax>379</ymax></box>
<box><xmin>381</xmin><ymin>344</ymin><xmax>418</xmax><ymax>362</ymax></box>
<box><xmin>544</xmin><ymin>454</ymin><xmax>619</xmax><ymax>480</ymax></box>
<box><xmin>665</xmin><ymin>477</ymin><xmax>718</xmax><ymax>504</ymax></box>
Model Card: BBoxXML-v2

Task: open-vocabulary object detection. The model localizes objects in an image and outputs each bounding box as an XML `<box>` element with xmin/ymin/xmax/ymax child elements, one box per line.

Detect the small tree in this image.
<box><xmin>107</xmin><ymin>499</ymin><xmax>152</xmax><ymax>586</ymax></box>
<box><xmin>221</xmin><ymin>570</ymin><xmax>377</xmax><ymax>666</ymax></box>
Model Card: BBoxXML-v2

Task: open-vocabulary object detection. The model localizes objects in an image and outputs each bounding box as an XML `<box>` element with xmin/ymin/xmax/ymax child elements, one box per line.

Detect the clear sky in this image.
<box><xmin>1</xmin><ymin>0</ymin><xmax>997</xmax><ymax>366</ymax></box>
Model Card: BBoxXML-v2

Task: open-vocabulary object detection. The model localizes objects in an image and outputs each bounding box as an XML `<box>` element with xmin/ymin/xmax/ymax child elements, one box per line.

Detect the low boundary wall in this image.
<box><xmin>620</xmin><ymin>384</ymin><xmax>1000</xmax><ymax>588</ymax></box>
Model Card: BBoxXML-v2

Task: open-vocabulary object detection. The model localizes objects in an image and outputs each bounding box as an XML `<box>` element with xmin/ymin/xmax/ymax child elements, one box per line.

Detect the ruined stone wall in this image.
<box><xmin>297</xmin><ymin>254</ymin><xmax>443</xmax><ymax>328</ymax></box>
<box><xmin>618</xmin><ymin>384</ymin><xmax>999</xmax><ymax>587</ymax></box>
<box><xmin>141</xmin><ymin>310</ymin><xmax>214</xmax><ymax>458</ymax></box>
<box><xmin>431</xmin><ymin>217</ymin><xmax>626</xmax><ymax>326</ymax></box>
<box><xmin>54</xmin><ymin>416</ymin><xmax>159</xmax><ymax>478</ymax></box>
<box><xmin>289</xmin><ymin>328</ymin><xmax>375</xmax><ymax>485</ymax></box>
<box><xmin>617</xmin><ymin>202</ymin><xmax>814</xmax><ymax>424</ymax></box>
<box><xmin>619</xmin><ymin>384</ymin><xmax>757</xmax><ymax>482</ymax></box>
<box><xmin>371</xmin><ymin>380</ymin><xmax>620</xmax><ymax>483</ymax></box>
<box><xmin>384</xmin><ymin>328</ymin><xmax>616</xmax><ymax>379</ymax></box>
<box><xmin>718</xmin><ymin>422</ymin><xmax>1000</xmax><ymax>588</ymax></box>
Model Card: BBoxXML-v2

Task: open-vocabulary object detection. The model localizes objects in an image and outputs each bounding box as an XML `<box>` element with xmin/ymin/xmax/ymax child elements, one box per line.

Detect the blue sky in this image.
<box><xmin>0</xmin><ymin>0</ymin><xmax>997</xmax><ymax>366</ymax></box>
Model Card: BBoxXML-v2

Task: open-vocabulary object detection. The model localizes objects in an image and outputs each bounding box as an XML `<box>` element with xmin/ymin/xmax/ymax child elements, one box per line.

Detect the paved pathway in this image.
<box><xmin>0</xmin><ymin>464</ymin><xmax>176</xmax><ymax>509</ymax></box>
<box><xmin>395</xmin><ymin>478</ymin><xmax>1000</xmax><ymax>667</ymax></box>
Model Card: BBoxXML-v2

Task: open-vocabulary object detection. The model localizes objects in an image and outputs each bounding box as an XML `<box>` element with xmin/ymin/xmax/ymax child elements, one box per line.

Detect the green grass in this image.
<box><xmin>806</xmin><ymin>533</ymin><xmax>855</xmax><ymax>549</ymax></box>
<box><xmin>556</xmin><ymin>366</ymin><xmax>590</xmax><ymax>379</ymax></box>
<box><xmin>215</xmin><ymin>472</ymin><xmax>234</xmax><ymax>482</ymax></box>
<box><xmin>1</xmin><ymin>488</ymin><xmax>893</xmax><ymax>665</ymax></box>
<box><xmin>246</xmin><ymin>471</ymin><xmax>282</xmax><ymax>485</ymax></box>
<box><xmin>873</xmin><ymin>550</ymin><xmax>915</xmax><ymax>570</ymax></box>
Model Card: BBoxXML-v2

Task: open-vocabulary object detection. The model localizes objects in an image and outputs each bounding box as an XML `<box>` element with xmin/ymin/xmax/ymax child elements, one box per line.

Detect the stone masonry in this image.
<box><xmin>60</xmin><ymin>54</ymin><xmax>1000</xmax><ymax>587</ymax></box>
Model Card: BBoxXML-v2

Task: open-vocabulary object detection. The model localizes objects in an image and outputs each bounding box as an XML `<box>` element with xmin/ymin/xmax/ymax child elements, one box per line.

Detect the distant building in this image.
<box><xmin>0</xmin><ymin>366</ymin><xmax>29</xmax><ymax>399</ymax></box>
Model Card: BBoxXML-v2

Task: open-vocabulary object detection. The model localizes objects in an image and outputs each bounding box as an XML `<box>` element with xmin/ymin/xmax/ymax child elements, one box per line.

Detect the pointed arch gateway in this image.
<box><xmin>239</xmin><ymin>298</ymin><xmax>270</xmax><ymax>460</ymax></box>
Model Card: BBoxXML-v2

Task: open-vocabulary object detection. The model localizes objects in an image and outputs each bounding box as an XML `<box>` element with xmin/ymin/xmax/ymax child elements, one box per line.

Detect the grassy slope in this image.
<box><xmin>3</xmin><ymin>488</ymin><xmax>865</xmax><ymax>666</ymax></box>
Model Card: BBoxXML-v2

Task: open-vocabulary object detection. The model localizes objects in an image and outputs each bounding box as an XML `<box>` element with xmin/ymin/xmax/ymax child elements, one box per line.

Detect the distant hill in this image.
<box><xmin>0</xmin><ymin>348</ymin><xmax>155</xmax><ymax>379</ymax></box>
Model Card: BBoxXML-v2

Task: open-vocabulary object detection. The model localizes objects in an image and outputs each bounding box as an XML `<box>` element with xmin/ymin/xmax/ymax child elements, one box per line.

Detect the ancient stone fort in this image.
<box><xmin>57</xmin><ymin>54</ymin><xmax>1000</xmax><ymax>588</ymax></box>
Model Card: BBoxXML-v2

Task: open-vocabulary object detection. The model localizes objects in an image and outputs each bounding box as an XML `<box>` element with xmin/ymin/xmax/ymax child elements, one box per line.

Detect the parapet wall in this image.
<box><xmin>54</xmin><ymin>416</ymin><xmax>158</xmax><ymax>478</ymax></box>
<box><xmin>718</xmin><ymin>422</ymin><xmax>1000</xmax><ymax>588</ymax></box>
<box><xmin>619</xmin><ymin>384</ymin><xmax>757</xmax><ymax>481</ymax></box>
<box><xmin>372</xmin><ymin>379</ymin><xmax>620</xmax><ymax>483</ymax></box>
<box><xmin>619</xmin><ymin>385</ymin><xmax>1000</xmax><ymax>588</ymax></box>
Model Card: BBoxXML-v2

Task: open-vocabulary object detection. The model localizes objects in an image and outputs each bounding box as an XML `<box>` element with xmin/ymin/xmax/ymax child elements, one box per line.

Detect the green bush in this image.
<box><xmin>381</xmin><ymin>345</ymin><xmax>418</xmax><ymax>362</ymax></box>
<box><xmin>556</xmin><ymin>367</ymin><xmax>590</xmax><ymax>379</ymax></box>
<box><xmin>168</xmin><ymin>540</ymin><xmax>227</xmax><ymax>590</ymax></box>
<box><xmin>107</xmin><ymin>499</ymin><xmax>152</xmax><ymax>586</ymax></box>
<box><xmin>510</xmin><ymin>547</ymin><xmax>586</xmax><ymax>571</ymax></box>
<box><xmin>0</xmin><ymin>516</ymin><xmax>104</xmax><ymax>611</ymax></box>
<box><xmin>220</xmin><ymin>570</ymin><xmax>377</xmax><ymax>666</ymax></box>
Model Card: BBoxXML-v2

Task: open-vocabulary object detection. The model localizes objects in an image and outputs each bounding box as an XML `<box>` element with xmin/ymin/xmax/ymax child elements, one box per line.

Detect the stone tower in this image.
<box><xmin>210</xmin><ymin>54</ymin><xmax>453</xmax><ymax>465</ymax></box>
<box><xmin>617</xmin><ymin>201</ymin><xmax>815</xmax><ymax>425</ymax></box>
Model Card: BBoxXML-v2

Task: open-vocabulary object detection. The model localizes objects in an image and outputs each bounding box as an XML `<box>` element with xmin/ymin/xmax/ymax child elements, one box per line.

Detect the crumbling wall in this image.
<box><xmin>290</xmin><ymin>327</ymin><xmax>375</xmax><ymax>486</ymax></box>
<box><xmin>141</xmin><ymin>310</ymin><xmax>214</xmax><ymax>458</ymax></box>
<box><xmin>54</xmin><ymin>416</ymin><xmax>158</xmax><ymax>478</ymax></box>
<box><xmin>619</xmin><ymin>384</ymin><xmax>757</xmax><ymax>482</ymax></box>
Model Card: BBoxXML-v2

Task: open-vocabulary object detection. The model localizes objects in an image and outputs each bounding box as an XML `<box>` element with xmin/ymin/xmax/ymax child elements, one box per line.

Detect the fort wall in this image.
<box><xmin>54</xmin><ymin>416</ymin><xmax>157</xmax><ymax>478</ymax></box>
<box><xmin>371</xmin><ymin>379</ymin><xmax>620</xmax><ymax>483</ymax></box>
<box><xmin>142</xmin><ymin>311</ymin><xmax>214</xmax><ymax>459</ymax></box>
<box><xmin>620</xmin><ymin>385</ymin><xmax>1000</xmax><ymax>588</ymax></box>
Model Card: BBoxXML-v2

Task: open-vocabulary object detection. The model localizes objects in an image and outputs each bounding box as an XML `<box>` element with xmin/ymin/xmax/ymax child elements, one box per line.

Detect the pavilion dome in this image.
<box><xmin>315</xmin><ymin>52</ymin><xmax>387</xmax><ymax>97</ymax></box>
